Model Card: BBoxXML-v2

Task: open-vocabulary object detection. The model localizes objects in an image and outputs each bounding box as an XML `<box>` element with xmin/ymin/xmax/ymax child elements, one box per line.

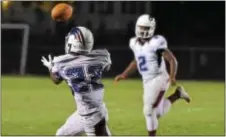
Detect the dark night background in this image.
<box><xmin>1</xmin><ymin>1</ymin><xmax>225</xmax><ymax>80</ymax></box>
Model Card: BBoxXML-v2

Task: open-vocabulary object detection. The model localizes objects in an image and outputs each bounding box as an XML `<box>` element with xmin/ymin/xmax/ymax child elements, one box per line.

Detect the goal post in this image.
<box><xmin>2</xmin><ymin>23</ymin><xmax>30</xmax><ymax>75</ymax></box>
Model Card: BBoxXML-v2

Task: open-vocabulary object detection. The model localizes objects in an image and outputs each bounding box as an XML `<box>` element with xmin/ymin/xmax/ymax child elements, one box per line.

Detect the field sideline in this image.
<box><xmin>2</xmin><ymin>76</ymin><xmax>225</xmax><ymax>135</ymax></box>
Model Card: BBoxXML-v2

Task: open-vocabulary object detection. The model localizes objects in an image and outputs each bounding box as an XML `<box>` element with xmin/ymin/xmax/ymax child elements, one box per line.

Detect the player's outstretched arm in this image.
<box><xmin>41</xmin><ymin>55</ymin><xmax>63</xmax><ymax>85</ymax></box>
<box><xmin>114</xmin><ymin>59</ymin><xmax>137</xmax><ymax>82</ymax></box>
<box><xmin>163</xmin><ymin>49</ymin><xmax>178</xmax><ymax>85</ymax></box>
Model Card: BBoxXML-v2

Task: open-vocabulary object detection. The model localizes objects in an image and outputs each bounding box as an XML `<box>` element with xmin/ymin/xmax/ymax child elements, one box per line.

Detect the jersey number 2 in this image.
<box><xmin>138</xmin><ymin>56</ymin><xmax>148</xmax><ymax>72</ymax></box>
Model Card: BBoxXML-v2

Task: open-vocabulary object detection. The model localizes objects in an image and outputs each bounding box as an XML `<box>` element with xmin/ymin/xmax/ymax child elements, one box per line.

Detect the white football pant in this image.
<box><xmin>143</xmin><ymin>73</ymin><xmax>171</xmax><ymax>131</ymax></box>
<box><xmin>56</xmin><ymin>104</ymin><xmax>111</xmax><ymax>136</ymax></box>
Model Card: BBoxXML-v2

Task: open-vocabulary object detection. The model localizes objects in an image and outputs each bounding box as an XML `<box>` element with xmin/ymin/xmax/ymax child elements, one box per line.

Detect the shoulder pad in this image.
<box><xmin>151</xmin><ymin>35</ymin><xmax>167</xmax><ymax>49</ymax></box>
<box><xmin>152</xmin><ymin>35</ymin><xmax>166</xmax><ymax>41</ymax></box>
<box><xmin>129</xmin><ymin>37</ymin><xmax>137</xmax><ymax>49</ymax></box>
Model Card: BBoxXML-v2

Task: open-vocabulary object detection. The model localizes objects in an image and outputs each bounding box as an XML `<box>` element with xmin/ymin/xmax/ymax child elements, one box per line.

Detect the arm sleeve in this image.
<box><xmin>103</xmin><ymin>50</ymin><xmax>112</xmax><ymax>71</ymax></box>
<box><xmin>129</xmin><ymin>38</ymin><xmax>137</xmax><ymax>60</ymax></box>
<box><xmin>51</xmin><ymin>58</ymin><xmax>63</xmax><ymax>80</ymax></box>
<box><xmin>129</xmin><ymin>38</ymin><xmax>135</xmax><ymax>51</ymax></box>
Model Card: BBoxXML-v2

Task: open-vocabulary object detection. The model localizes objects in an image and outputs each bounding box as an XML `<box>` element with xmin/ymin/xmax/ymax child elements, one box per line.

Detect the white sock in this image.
<box><xmin>85</xmin><ymin>127</ymin><xmax>95</xmax><ymax>136</ymax></box>
<box><xmin>105</xmin><ymin>125</ymin><xmax>111</xmax><ymax>136</ymax></box>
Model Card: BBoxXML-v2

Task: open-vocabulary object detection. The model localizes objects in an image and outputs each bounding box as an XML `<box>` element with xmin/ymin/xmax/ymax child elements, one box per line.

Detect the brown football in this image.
<box><xmin>51</xmin><ymin>3</ymin><xmax>73</xmax><ymax>22</ymax></box>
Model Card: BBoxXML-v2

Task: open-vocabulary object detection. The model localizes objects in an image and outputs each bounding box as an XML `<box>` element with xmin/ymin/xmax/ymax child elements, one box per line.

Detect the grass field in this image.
<box><xmin>2</xmin><ymin>76</ymin><xmax>225</xmax><ymax>136</ymax></box>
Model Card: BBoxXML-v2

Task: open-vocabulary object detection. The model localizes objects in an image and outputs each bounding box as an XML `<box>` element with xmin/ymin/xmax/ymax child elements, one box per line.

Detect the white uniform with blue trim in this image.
<box><xmin>53</xmin><ymin>49</ymin><xmax>111</xmax><ymax>136</ymax></box>
<box><xmin>129</xmin><ymin>35</ymin><xmax>170</xmax><ymax>115</ymax></box>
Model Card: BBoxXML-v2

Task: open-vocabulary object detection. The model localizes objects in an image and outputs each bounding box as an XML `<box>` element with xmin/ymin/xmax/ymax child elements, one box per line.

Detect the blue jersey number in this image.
<box><xmin>87</xmin><ymin>64</ymin><xmax>103</xmax><ymax>91</ymax></box>
<box><xmin>65</xmin><ymin>64</ymin><xmax>103</xmax><ymax>94</ymax></box>
<box><xmin>138</xmin><ymin>56</ymin><xmax>148</xmax><ymax>72</ymax></box>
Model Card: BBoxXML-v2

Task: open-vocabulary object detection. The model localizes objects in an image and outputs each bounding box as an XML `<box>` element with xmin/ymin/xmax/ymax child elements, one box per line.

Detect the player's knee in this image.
<box><xmin>55</xmin><ymin>127</ymin><xmax>70</xmax><ymax>136</ymax></box>
<box><xmin>156</xmin><ymin>99</ymin><xmax>171</xmax><ymax>118</ymax></box>
<box><xmin>143</xmin><ymin>105</ymin><xmax>153</xmax><ymax>116</ymax></box>
<box><xmin>56</xmin><ymin>128</ymin><xmax>83</xmax><ymax>136</ymax></box>
<box><xmin>56</xmin><ymin>128</ymin><xmax>64</xmax><ymax>136</ymax></box>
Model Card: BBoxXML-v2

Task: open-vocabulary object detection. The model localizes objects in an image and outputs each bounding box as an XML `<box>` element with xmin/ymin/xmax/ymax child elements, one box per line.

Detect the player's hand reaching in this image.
<box><xmin>114</xmin><ymin>74</ymin><xmax>126</xmax><ymax>83</ymax></box>
<box><xmin>114</xmin><ymin>60</ymin><xmax>137</xmax><ymax>83</ymax></box>
<box><xmin>41</xmin><ymin>54</ymin><xmax>53</xmax><ymax>70</ymax></box>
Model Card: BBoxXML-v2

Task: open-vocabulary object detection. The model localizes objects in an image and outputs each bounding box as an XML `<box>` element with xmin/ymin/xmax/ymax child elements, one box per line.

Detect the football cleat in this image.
<box><xmin>176</xmin><ymin>86</ymin><xmax>191</xmax><ymax>103</ymax></box>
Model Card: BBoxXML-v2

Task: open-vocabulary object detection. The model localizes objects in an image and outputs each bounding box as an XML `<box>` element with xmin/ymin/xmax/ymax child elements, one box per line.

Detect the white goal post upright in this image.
<box><xmin>2</xmin><ymin>23</ymin><xmax>30</xmax><ymax>75</ymax></box>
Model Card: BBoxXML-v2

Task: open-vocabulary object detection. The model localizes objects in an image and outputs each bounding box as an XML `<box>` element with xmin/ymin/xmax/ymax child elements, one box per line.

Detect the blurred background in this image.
<box><xmin>1</xmin><ymin>1</ymin><xmax>225</xmax><ymax>80</ymax></box>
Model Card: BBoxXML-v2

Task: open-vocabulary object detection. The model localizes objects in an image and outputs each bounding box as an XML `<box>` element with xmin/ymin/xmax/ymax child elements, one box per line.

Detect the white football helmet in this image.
<box><xmin>65</xmin><ymin>26</ymin><xmax>94</xmax><ymax>54</ymax></box>
<box><xmin>135</xmin><ymin>14</ymin><xmax>156</xmax><ymax>39</ymax></box>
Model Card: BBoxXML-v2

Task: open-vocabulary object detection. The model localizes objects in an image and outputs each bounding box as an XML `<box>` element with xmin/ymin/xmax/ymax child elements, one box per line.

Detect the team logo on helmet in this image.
<box><xmin>69</xmin><ymin>27</ymin><xmax>86</xmax><ymax>47</ymax></box>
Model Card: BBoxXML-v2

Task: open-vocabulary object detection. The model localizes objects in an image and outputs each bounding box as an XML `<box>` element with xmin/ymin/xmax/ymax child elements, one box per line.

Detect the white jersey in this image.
<box><xmin>129</xmin><ymin>35</ymin><xmax>168</xmax><ymax>83</ymax></box>
<box><xmin>51</xmin><ymin>49</ymin><xmax>111</xmax><ymax>116</ymax></box>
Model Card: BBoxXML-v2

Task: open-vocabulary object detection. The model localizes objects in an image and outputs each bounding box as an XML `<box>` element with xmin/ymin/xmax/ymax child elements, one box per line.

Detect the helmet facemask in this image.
<box><xmin>65</xmin><ymin>36</ymin><xmax>84</xmax><ymax>54</ymax></box>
